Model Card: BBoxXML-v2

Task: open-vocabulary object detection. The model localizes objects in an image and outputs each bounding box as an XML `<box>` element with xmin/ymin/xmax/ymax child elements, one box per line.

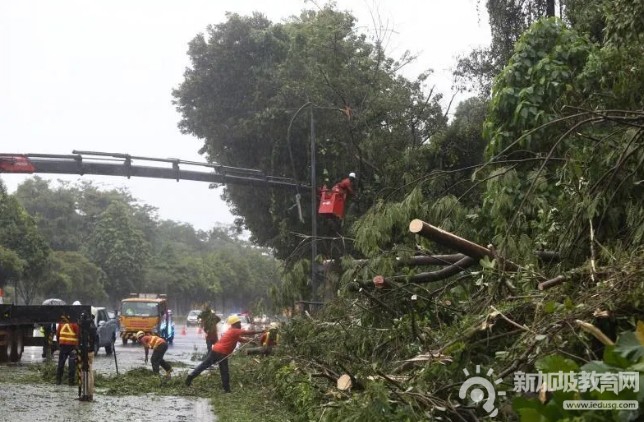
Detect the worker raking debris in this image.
<box><xmin>185</xmin><ymin>314</ymin><xmax>264</xmax><ymax>393</ymax></box>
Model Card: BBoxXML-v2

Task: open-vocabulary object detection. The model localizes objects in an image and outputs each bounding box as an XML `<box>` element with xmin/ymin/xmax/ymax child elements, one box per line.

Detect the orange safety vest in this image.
<box><xmin>58</xmin><ymin>323</ymin><xmax>79</xmax><ymax>346</ymax></box>
<box><xmin>145</xmin><ymin>335</ymin><xmax>166</xmax><ymax>349</ymax></box>
<box><xmin>262</xmin><ymin>331</ymin><xmax>279</xmax><ymax>347</ymax></box>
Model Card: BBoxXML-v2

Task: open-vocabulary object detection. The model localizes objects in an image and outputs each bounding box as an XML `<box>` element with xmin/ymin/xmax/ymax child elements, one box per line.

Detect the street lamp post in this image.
<box><xmin>310</xmin><ymin>105</ymin><xmax>317</xmax><ymax>302</ymax></box>
<box><xmin>287</xmin><ymin>101</ymin><xmax>319</xmax><ymax>305</ymax></box>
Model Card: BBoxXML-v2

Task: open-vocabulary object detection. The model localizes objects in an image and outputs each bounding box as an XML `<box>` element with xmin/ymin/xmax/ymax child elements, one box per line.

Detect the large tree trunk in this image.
<box><xmin>408</xmin><ymin>219</ymin><xmax>519</xmax><ymax>271</ymax></box>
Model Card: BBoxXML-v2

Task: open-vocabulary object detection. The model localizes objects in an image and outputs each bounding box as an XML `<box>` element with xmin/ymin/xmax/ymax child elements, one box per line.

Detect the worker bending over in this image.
<box><xmin>136</xmin><ymin>331</ymin><xmax>172</xmax><ymax>379</ymax></box>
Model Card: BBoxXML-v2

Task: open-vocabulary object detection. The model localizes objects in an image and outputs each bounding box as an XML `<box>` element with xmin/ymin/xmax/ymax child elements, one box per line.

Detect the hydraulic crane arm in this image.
<box><xmin>0</xmin><ymin>151</ymin><xmax>309</xmax><ymax>190</ymax></box>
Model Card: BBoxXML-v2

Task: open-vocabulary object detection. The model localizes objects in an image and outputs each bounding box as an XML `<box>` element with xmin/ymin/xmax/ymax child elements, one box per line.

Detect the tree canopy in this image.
<box><xmin>173</xmin><ymin>7</ymin><xmax>447</xmax><ymax>261</ymax></box>
<box><xmin>0</xmin><ymin>1</ymin><xmax>642</xmax><ymax>418</ymax></box>
<box><xmin>2</xmin><ymin>178</ymin><xmax>282</xmax><ymax>310</ymax></box>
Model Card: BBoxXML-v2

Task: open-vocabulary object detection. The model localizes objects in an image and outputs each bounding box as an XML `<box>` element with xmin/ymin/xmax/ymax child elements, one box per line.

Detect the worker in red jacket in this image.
<box><xmin>185</xmin><ymin>314</ymin><xmax>264</xmax><ymax>392</ymax></box>
<box><xmin>332</xmin><ymin>172</ymin><xmax>356</xmax><ymax>199</ymax></box>
<box><xmin>136</xmin><ymin>331</ymin><xmax>172</xmax><ymax>379</ymax></box>
<box><xmin>56</xmin><ymin>315</ymin><xmax>79</xmax><ymax>385</ymax></box>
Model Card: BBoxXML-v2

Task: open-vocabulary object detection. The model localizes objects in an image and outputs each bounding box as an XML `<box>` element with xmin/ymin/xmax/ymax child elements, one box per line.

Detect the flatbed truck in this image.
<box><xmin>0</xmin><ymin>304</ymin><xmax>91</xmax><ymax>363</ymax></box>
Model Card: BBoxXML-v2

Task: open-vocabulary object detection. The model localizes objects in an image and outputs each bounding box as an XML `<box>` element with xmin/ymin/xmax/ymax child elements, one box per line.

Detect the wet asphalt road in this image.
<box><xmin>0</xmin><ymin>324</ymin><xmax>219</xmax><ymax>422</ymax></box>
<box><xmin>21</xmin><ymin>322</ymin><xmax>216</xmax><ymax>374</ymax></box>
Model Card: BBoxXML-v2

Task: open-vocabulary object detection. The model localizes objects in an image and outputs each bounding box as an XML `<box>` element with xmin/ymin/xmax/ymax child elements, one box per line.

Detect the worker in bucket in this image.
<box><xmin>185</xmin><ymin>314</ymin><xmax>264</xmax><ymax>392</ymax></box>
<box><xmin>136</xmin><ymin>331</ymin><xmax>172</xmax><ymax>379</ymax></box>
<box><xmin>332</xmin><ymin>172</ymin><xmax>356</xmax><ymax>200</ymax></box>
<box><xmin>55</xmin><ymin>314</ymin><xmax>79</xmax><ymax>385</ymax></box>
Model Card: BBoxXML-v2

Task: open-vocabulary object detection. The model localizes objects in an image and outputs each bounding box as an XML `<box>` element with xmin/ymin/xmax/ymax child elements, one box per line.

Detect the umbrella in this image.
<box><xmin>42</xmin><ymin>298</ymin><xmax>66</xmax><ymax>305</ymax></box>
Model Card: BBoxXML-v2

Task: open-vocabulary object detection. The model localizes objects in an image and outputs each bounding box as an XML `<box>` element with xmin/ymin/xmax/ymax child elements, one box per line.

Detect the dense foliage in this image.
<box><xmin>187</xmin><ymin>1</ymin><xmax>640</xmax><ymax>421</ymax></box>
<box><xmin>0</xmin><ymin>181</ymin><xmax>50</xmax><ymax>304</ymax></box>
<box><xmin>0</xmin><ymin>177</ymin><xmax>281</xmax><ymax>313</ymax></box>
<box><xmin>1</xmin><ymin>0</ymin><xmax>642</xmax><ymax>420</ymax></box>
<box><xmin>173</xmin><ymin>7</ymin><xmax>447</xmax><ymax>262</ymax></box>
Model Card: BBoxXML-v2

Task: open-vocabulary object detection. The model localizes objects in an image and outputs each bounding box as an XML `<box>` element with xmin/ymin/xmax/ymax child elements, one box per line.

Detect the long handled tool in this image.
<box><xmin>208</xmin><ymin>333</ymin><xmax>263</xmax><ymax>368</ymax></box>
<box><xmin>113</xmin><ymin>338</ymin><xmax>119</xmax><ymax>375</ymax></box>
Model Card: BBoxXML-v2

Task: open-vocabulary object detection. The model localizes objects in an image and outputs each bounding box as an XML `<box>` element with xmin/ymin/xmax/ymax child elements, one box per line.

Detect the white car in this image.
<box><xmin>186</xmin><ymin>310</ymin><xmax>201</xmax><ymax>327</ymax></box>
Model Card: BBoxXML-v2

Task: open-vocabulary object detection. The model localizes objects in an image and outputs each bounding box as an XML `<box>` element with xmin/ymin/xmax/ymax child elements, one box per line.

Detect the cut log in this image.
<box><xmin>337</xmin><ymin>374</ymin><xmax>352</xmax><ymax>390</ymax></box>
<box><xmin>409</xmin><ymin>219</ymin><xmax>519</xmax><ymax>271</ymax></box>
<box><xmin>538</xmin><ymin>275</ymin><xmax>566</xmax><ymax>290</ymax></box>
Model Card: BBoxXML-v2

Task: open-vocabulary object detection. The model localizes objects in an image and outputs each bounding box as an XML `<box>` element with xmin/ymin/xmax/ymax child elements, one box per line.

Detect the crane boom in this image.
<box><xmin>0</xmin><ymin>151</ymin><xmax>308</xmax><ymax>190</ymax></box>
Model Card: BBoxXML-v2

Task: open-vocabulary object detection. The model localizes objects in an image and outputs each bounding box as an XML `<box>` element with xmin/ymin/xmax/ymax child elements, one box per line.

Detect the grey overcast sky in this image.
<box><xmin>0</xmin><ymin>0</ymin><xmax>490</xmax><ymax>231</ymax></box>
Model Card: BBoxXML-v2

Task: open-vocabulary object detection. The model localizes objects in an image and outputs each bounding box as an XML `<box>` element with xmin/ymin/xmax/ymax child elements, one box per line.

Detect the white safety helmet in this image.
<box><xmin>349</xmin><ymin>172</ymin><xmax>356</xmax><ymax>179</ymax></box>
<box><xmin>72</xmin><ymin>301</ymin><xmax>81</xmax><ymax>305</ymax></box>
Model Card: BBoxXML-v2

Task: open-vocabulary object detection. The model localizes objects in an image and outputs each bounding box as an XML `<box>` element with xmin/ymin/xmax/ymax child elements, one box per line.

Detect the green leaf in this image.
<box><xmin>614</xmin><ymin>332</ymin><xmax>644</xmax><ymax>360</ymax></box>
<box><xmin>603</xmin><ymin>345</ymin><xmax>632</xmax><ymax>369</ymax></box>
<box><xmin>580</xmin><ymin>360</ymin><xmax>612</xmax><ymax>373</ymax></box>
<box><xmin>479</xmin><ymin>256</ymin><xmax>496</xmax><ymax>270</ymax></box>
<box><xmin>535</xmin><ymin>355</ymin><xmax>579</xmax><ymax>373</ymax></box>
<box><xmin>543</xmin><ymin>301</ymin><xmax>558</xmax><ymax>314</ymax></box>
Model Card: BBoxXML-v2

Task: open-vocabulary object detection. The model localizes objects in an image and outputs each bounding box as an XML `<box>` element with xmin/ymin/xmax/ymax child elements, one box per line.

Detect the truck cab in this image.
<box><xmin>119</xmin><ymin>294</ymin><xmax>174</xmax><ymax>344</ymax></box>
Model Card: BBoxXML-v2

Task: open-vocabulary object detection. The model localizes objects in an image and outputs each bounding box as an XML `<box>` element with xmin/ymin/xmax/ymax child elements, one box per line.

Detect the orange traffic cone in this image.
<box><xmin>181</xmin><ymin>326</ymin><xmax>186</xmax><ymax>336</ymax></box>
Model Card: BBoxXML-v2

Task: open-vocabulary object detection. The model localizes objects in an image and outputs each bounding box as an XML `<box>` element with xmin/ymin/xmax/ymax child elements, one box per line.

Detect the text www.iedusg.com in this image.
<box><xmin>563</xmin><ymin>401</ymin><xmax>639</xmax><ymax>411</ymax></box>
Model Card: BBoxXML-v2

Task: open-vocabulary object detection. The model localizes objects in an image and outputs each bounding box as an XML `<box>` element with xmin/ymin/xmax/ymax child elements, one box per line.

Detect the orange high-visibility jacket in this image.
<box><xmin>57</xmin><ymin>322</ymin><xmax>80</xmax><ymax>346</ymax></box>
<box><xmin>141</xmin><ymin>335</ymin><xmax>166</xmax><ymax>350</ymax></box>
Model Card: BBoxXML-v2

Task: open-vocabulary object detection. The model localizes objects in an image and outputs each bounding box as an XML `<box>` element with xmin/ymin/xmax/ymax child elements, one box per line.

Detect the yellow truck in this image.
<box><xmin>119</xmin><ymin>294</ymin><xmax>174</xmax><ymax>344</ymax></box>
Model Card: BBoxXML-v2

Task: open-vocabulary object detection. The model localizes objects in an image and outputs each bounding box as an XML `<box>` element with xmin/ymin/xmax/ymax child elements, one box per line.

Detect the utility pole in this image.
<box><xmin>310</xmin><ymin>105</ymin><xmax>317</xmax><ymax>302</ymax></box>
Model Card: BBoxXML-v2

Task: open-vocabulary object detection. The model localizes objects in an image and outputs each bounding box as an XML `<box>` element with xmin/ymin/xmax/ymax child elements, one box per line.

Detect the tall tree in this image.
<box><xmin>43</xmin><ymin>251</ymin><xmax>109</xmax><ymax>305</ymax></box>
<box><xmin>479</xmin><ymin>5</ymin><xmax>643</xmax><ymax>261</ymax></box>
<box><xmin>83</xmin><ymin>201</ymin><xmax>150</xmax><ymax>303</ymax></box>
<box><xmin>455</xmin><ymin>0</ymin><xmax>561</xmax><ymax>95</ymax></box>
<box><xmin>173</xmin><ymin>7</ymin><xmax>447</xmax><ymax>261</ymax></box>
<box><xmin>14</xmin><ymin>177</ymin><xmax>84</xmax><ymax>251</ymax></box>
<box><xmin>0</xmin><ymin>180</ymin><xmax>50</xmax><ymax>304</ymax></box>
